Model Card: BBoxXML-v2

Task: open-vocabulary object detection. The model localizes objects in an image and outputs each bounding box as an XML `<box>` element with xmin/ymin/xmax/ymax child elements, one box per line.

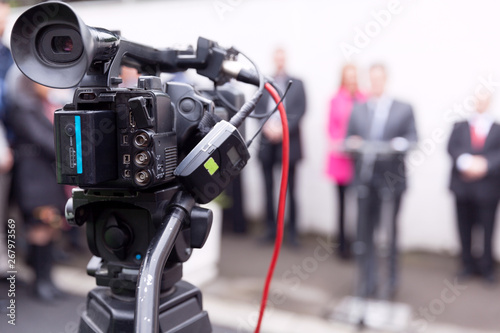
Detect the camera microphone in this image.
<box><xmin>222</xmin><ymin>61</ymin><xmax>260</xmax><ymax>86</ymax></box>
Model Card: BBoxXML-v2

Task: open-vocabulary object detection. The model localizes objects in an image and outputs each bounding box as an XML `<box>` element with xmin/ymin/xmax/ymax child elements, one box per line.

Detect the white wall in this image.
<box><xmin>7</xmin><ymin>0</ymin><xmax>500</xmax><ymax>257</ymax></box>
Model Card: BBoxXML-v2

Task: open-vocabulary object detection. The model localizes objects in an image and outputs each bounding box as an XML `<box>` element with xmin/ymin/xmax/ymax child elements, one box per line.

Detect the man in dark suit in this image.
<box><xmin>346</xmin><ymin>64</ymin><xmax>418</xmax><ymax>299</ymax></box>
<box><xmin>448</xmin><ymin>93</ymin><xmax>500</xmax><ymax>283</ymax></box>
<box><xmin>256</xmin><ymin>48</ymin><xmax>306</xmax><ymax>246</ymax></box>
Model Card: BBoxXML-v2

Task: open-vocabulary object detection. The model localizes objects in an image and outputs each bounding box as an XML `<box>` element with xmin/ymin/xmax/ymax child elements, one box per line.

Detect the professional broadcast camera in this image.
<box><xmin>10</xmin><ymin>2</ymin><xmax>280</xmax><ymax>332</ymax></box>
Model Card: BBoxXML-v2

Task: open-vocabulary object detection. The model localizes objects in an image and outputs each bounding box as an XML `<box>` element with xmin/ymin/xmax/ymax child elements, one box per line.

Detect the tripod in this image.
<box><xmin>67</xmin><ymin>187</ymin><xmax>213</xmax><ymax>332</ymax></box>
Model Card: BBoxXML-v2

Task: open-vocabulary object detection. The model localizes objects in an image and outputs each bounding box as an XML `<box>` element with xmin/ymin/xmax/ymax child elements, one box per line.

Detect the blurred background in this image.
<box><xmin>1</xmin><ymin>1</ymin><xmax>500</xmax><ymax>333</ymax></box>
<box><xmin>5</xmin><ymin>0</ymin><xmax>500</xmax><ymax>256</ymax></box>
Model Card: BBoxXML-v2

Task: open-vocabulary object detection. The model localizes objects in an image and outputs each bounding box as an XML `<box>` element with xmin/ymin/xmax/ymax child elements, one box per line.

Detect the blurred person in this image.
<box><xmin>256</xmin><ymin>48</ymin><xmax>306</xmax><ymax>247</ymax></box>
<box><xmin>326</xmin><ymin>64</ymin><xmax>366</xmax><ymax>259</ymax></box>
<box><xmin>447</xmin><ymin>92</ymin><xmax>500</xmax><ymax>283</ymax></box>
<box><xmin>346</xmin><ymin>64</ymin><xmax>417</xmax><ymax>299</ymax></box>
<box><xmin>5</xmin><ymin>68</ymin><xmax>68</xmax><ymax>301</ymax></box>
<box><xmin>0</xmin><ymin>1</ymin><xmax>12</xmax><ymax>82</ymax></box>
<box><xmin>0</xmin><ymin>0</ymin><xmax>14</xmax><ymax>280</ymax></box>
<box><xmin>119</xmin><ymin>65</ymin><xmax>140</xmax><ymax>88</ymax></box>
<box><xmin>0</xmin><ymin>80</ymin><xmax>13</xmax><ymax>280</ymax></box>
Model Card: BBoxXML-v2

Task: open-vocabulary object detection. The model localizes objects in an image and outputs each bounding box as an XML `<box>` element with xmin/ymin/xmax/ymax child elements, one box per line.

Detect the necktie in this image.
<box><xmin>369</xmin><ymin>100</ymin><xmax>391</xmax><ymax>140</ymax></box>
<box><xmin>470</xmin><ymin>124</ymin><xmax>486</xmax><ymax>150</ymax></box>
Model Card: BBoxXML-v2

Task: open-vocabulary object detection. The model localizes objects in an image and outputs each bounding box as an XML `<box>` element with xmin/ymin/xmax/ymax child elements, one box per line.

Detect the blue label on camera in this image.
<box><xmin>74</xmin><ymin>116</ymin><xmax>83</xmax><ymax>174</ymax></box>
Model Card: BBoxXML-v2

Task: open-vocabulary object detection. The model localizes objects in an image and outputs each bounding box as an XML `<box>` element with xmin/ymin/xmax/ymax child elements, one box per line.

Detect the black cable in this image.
<box><xmin>249</xmin><ymin>76</ymin><xmax>284</xmax><ymax>119</ymax></box>
<box><xmin>214</xmin><ymin>75</ymin><xmax>281</xmax><ymax>120</ymax></box>
<box><xmin>214</xmin><ymin>83</ymin><xmax>239</xmax><ymax>113</ymax></box>
<box><xmin>228</xmin><ymin>49</ymin><xmax>265</xmax><ymax>128</ymax></box>
<box><xmin>266</xmin><ymin>77</ymin><xmax>284</xmax><ymax>97</ymax></box>
<box><xmin>246</xmin><ymin>80</ymin><xmax>292</xmax><ymax>148</ymax></box>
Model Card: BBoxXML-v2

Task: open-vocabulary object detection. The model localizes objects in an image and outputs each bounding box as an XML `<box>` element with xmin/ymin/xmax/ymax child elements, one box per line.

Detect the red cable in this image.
<box><xmin>254</xmin><ymin>82</ymin><xmax>289</xmax><ymax>333</ymax></box>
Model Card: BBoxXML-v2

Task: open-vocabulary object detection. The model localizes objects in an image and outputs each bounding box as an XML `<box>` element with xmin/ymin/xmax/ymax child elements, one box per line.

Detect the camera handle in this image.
<box><xmin>135</xmin><ymin>191</ymin><xmax>195</xmax><ymax>332</ymax></box>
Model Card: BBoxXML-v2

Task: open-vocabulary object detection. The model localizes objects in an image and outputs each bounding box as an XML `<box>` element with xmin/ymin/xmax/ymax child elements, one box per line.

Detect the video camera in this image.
<box><xmin>11</xmin><ymin>1</ymin><xmax>259</xmax><ymax>202</ymax></box>
<box><xmin>10</xmin><ymin>2</ymin><xmax>270</xmax><ymax>332</ymax></box>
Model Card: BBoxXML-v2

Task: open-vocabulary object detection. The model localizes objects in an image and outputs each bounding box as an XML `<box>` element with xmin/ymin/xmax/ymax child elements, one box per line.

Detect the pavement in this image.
<box><xmin>207</xmin><ymin>233</ymin><xmax>500</xmax><ymax>333</ymax></box>
<box><xmin>0</xmin><ymin>232</ymin><xmax>499</xmax><ymax>333</ymax></box>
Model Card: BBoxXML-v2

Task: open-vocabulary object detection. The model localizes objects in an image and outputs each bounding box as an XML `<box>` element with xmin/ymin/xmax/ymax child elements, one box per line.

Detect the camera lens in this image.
<box><xmin>52</xmin><ymin>36</ymin><xmax>74</xmax><ymax>53</ymax></box>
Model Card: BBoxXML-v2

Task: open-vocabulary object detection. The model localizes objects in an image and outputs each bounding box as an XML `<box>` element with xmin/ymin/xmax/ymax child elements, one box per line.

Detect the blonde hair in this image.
<box><xmin>339</xmin><ymin>64</ymin><xmax>358</xmax><ymax>90</ymax></box>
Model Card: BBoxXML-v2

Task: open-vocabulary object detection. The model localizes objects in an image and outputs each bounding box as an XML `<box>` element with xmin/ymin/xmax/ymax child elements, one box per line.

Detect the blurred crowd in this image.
<box><xmin>0</xmin><ymin>1</ymin><xmax>82</xmax><ymax>303</ymax></box>
<box><xmin>223</xmin><ymin>42</ymin><xmax>499</xmax><ymax>302</ymax></box>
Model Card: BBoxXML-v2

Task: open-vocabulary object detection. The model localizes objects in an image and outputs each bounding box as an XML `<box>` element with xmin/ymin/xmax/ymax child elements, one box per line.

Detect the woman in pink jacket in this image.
<box><xmin>326</xmin><ymin>64</ymin><xmax>366</xmax><ymax>259</ymax></box>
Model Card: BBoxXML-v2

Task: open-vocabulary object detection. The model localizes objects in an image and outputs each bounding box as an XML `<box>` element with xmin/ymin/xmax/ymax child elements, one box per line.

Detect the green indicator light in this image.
<box><xmin>204</xmin><ymin>157</ymin><xmax>219</xmax><ymax>176</ymax></box>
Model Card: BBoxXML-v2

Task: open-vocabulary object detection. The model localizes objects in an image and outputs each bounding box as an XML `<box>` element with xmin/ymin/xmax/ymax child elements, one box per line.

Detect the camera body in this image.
<box><xmin>56</xmin><ymin>79</ymin><xmax>173</xmax><ymax>188</ymax></box>
<box><xmin>55</xmin><ymin>76</ymin><xmax>216</xmax><ymax>190</ymax></box>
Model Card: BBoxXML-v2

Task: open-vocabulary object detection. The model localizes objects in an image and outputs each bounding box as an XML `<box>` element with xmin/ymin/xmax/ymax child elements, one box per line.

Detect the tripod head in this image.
<box><xmin>67</xmin><ymin>187</ymin><xmax>212</xmax><ymax>296</ymax></box>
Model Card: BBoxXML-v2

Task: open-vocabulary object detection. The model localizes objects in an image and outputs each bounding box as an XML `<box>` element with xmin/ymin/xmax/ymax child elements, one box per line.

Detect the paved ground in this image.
<box><xmin>0</xmin><ymin>262</ymin><xmax>234</xmax><ymax>333</ymax></box>
<box><xmin>0</xmin><ymin>232</ymin><xmax>499</xmax><ymax>332</ymax></box>
<box><xmin>205</xmin><ymin>233</ymin><xmax>500</xmax><ymax>332</ymax></box>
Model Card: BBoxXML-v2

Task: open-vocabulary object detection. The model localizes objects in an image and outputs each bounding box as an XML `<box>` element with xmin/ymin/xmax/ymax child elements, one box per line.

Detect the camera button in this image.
<box><xmin>65</xmin><ymin>124</ymin><xmax>75</xmax><ymax>137</ymax></box>
<box><xmin>180</xmin><ymin>98</ymin><xmax>195</xmax><ymax>113</ymax></box>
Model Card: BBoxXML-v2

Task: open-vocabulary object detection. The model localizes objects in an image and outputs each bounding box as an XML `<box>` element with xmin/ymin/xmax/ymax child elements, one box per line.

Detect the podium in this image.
<box><xmin>328</xmin><ymin>138</ymin><xmax>414</xmax><ymax>330</ymax></box>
